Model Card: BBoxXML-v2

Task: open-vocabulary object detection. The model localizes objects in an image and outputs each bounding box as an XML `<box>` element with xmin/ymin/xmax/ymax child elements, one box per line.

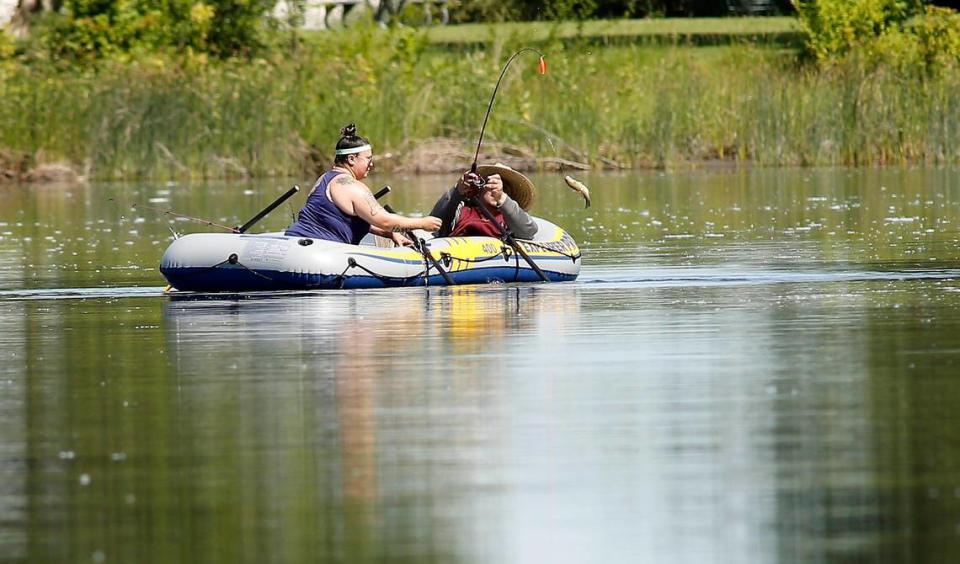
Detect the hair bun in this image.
<box><xmin>340</xmin><ymin>123</ymin><xmax>358</xmax><ymax>137</ymax></box>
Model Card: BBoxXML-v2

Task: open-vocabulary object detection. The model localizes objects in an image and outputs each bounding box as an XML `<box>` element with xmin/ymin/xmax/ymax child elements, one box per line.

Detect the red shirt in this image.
<box><xmin>449</xmin><ymin>205</ymin><xmax>505</xmax><ymax>238</ymax></box>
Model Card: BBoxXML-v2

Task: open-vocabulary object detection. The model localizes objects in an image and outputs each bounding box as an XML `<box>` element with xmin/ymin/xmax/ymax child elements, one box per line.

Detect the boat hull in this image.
<box><xmin>160</xmin><ymin>218</ymin><xmax>581</xmax><ymax>291</ymax></box>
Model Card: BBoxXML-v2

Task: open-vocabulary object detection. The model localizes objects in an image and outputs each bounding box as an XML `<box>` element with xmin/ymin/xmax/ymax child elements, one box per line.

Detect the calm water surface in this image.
<box><xmin>2</xmin><ymin>168</ymin><xmax>960</xmax><ymax>562</ymax></box>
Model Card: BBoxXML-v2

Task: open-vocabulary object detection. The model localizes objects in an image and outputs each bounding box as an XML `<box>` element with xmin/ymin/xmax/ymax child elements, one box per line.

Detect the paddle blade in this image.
<box><xmin>538</xmin><ymin>56</ymin><xmax>547</xmax><ymax>75</ymax></box>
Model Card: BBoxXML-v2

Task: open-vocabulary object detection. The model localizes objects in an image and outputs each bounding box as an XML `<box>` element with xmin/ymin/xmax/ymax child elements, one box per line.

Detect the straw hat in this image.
<box><xmin>477</xmin><ymin>163</ymin><xmax>536</xmax><ymax>211</ymax></box>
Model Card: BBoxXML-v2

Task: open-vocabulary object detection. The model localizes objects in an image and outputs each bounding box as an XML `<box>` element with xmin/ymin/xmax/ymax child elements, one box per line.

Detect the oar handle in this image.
<box><xmin>237</xmin><ymin>185</ymin><xmax>300</xmax><ymax>233</ymax></box>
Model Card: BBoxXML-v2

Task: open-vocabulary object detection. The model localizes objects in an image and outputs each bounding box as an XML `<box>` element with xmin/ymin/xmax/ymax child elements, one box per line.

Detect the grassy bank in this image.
<box><xmin>2</xmin><ymin>21</ymin><xmax>959</xmax><ymax>181</ymax></box>
<box><xmin>422</xmin><ymin>17</ymin><xmax>800</xmax><ymax>45</ymax></box>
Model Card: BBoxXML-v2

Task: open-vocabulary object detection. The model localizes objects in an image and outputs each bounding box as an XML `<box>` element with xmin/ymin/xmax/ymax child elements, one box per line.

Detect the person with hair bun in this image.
<box><xmin>286</xmin><ymin>124</ymin><xmax>441</xmax><ymax>245</ymax></box>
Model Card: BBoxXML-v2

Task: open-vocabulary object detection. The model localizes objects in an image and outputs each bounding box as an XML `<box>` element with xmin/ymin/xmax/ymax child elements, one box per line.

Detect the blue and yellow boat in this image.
<box><xmin>160</xmin><ymin>217</ymin><xmax>581</xmax><ymax>291</ymax></box>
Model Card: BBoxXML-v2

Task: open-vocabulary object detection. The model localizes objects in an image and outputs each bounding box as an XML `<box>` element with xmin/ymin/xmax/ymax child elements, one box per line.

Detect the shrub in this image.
<box><xmin>0</xmin><ymin>27</ymin><xmax>15</xmax><ymax>60</ymax></box>
<box><xmin>34</xmin><ymin>0</ymin><xmax>277</xmax><ymax>61</ymax></box>
<box><xmin>791</xmin><ymin>0</ymin><xmax>922</xmax><ymax>60</ymax></box>
<box><xmin>792</xmin><ymin>0</ymin><xmax>960</xmax><ymax>74</ymax></box>
<box><xmin>909</xmin><ymin>5</ymin><xmax>960</xmax><ymax>70</ymax></box>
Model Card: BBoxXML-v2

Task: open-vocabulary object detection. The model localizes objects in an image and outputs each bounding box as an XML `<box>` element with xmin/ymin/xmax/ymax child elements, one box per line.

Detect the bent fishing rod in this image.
<box><xmin>470</xmin><ymin>47</ymin><xmax>547</xmax><ymax>175</ymax></box>
<box><xmin>464</xmin><ymin>47</ymin><xmax>550</xmax><ymax>282</ymax></box>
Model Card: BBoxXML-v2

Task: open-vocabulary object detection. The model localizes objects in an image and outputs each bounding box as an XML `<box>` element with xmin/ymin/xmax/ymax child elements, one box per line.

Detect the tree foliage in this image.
<box><xmin>909</xmin><ymin>5</ymin><xmax>960</xmax><ymax>68</ymax></box>
<box><xmin>791</xmin><ymin>0</ymin><xmax>921</xmax><ymax>59</ymax></box>
<box><xmin>0</xmin><ymin>28</ymin><xmax>14</xmax><ymax>59</ymax></box>
<box><xmin>26</xmin><ymin>0</ymin><xmax>277</xmax><ymax>60</ymax></box>
<box><xmin>792</xmin><ymin>0</ymin><xmax>960</xmax><ymax>71</ymax></box>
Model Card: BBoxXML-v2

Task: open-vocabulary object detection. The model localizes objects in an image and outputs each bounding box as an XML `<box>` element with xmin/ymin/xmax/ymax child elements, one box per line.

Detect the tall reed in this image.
<box><xmin>2</xmin><ymin>27</ymin><xmax>959</xmax><ymax>180</ymax></box>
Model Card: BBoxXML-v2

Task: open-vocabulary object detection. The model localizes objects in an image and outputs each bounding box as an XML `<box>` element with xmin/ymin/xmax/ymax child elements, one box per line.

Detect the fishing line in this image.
<box><xmin>130</xmin><ymin>202</ymin><xmax>238</xmax><ymax>232</ymax></box>
<box><xmin>460</xmin><ymin>47</ymin><xmax>550</xmax><ymax>282</ymax></box>
<box><xmin>124</xmin><ymin>185</ymin><xmax>301</xmax><ymax>235</ymax></box>
<box><xmin>470</xmin><ymin>47</ymin><xmax>547</xmax><ymax>174</ymax></box>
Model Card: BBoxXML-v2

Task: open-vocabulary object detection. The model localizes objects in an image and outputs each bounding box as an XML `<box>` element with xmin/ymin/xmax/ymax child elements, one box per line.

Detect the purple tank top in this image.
<box><xmin>285</xmin><ymin>171</ymin><xmax>371</xmax><ymax>244</ymax></box>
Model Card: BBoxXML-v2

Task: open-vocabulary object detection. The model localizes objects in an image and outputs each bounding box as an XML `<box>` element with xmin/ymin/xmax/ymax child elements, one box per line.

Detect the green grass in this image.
<box><xmin>2</xmin><ymin>21</ymin><xmax>959</xmax><ymax>181</ymax></box>
<box><xmin>423</xmin><ymin>17</ymin><xmax>801</xmax><ymax>45</ymax></box>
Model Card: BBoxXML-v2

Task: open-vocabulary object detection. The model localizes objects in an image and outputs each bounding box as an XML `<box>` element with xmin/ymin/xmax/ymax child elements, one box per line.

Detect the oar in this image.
<box><xmin>412</xmin><ymin>235</ymin><xmax>455</xmax><ymax>286</ymax></box>
<box><xmin>466</xmin><ymin>196</ymin><xmax>549</xmax><ymax>282</ymax></box>
<box><xmin>237</xmin><ymin>185</ymin><xmax>300</xmax><ymax>233</ymax></box>
<box><xmin>382</xmin><ymin>202</ymin><xmax>456</xmax><ymax>285</ymax></box>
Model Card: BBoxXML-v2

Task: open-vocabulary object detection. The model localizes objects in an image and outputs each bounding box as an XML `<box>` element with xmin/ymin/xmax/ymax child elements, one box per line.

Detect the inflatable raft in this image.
<box><xmin>160</xmin><ymin>217</ymin><xmax>580</xmax><ymax>291</ymax></box>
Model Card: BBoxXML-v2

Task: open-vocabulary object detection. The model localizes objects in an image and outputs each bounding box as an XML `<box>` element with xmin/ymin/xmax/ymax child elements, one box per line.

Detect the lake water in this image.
<box><xmin>2</xmin><ymin>168</ymin><xmax>960</xmax><ymax>563</ymax></box>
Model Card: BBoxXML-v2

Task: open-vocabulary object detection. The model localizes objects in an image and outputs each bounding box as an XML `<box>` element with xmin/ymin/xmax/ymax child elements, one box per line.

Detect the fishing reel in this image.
<box><xmin>460</xmin><ymin>171</ymin><xmax>487</xmax><ymax>199</ymax></box>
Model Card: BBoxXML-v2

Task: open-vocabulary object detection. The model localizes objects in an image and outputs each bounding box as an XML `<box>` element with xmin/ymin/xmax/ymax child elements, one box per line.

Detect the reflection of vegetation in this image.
<box><xmin>862</xmin><ymin>282</ymin><xmax>960</xmax><ymax>563</ymax></box>
<box><xmin>11</xmin><ymin>296</ymin><xmax>344</xmax><ymax>561</ymax></box>
<box><xmin>3</xmin><ymin>168</ymin><xmax>960</xmax><ymax>290</ymax></box>
<box><xmin>21</xmin><ymin>298</ymin><xmax>179</xmax><ymax>561</ymax></box>
<box><xmin>5</xmin><ymin>285</ymin><xmax>583</xmax><ymax>559</ymax></box>
<box><xmin>7</xmin><ymin>209</ymin><xmax>960</xmax><ymax>561</ymax></box>
<box><xmin>551</xmin><ymin>168</ymin><xmax>960</xmax><ymax>264</ymax></box>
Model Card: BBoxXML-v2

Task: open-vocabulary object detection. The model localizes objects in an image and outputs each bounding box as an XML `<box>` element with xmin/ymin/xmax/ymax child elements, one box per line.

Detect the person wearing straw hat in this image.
<box><xmin>286</xmin><ymin>124</ymin><xmax>441</xmax><ymax>245</ymax></box>
<box><xmin>428</xmin><ymin>163</ymin><xmax>538</xmax><ymax>239</ymax></box>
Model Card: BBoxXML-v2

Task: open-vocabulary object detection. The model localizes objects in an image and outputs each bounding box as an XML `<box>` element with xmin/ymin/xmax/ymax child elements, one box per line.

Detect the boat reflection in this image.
<box><xmin>158</xmin><ymin>285</ymin><xmax>585</xmax><ymax>559</ymax></box>
<box><xmin>162</xmin><ymin>285</ymin><xmax>582</xmax><ymax>370</ymax></box>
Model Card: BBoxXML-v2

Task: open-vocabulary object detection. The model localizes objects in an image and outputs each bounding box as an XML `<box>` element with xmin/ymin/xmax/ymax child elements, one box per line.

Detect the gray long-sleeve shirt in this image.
<box><xmin>429</xmin><ymin>186</ymin><xmax>538</xmax><ymax>239</ymax></box>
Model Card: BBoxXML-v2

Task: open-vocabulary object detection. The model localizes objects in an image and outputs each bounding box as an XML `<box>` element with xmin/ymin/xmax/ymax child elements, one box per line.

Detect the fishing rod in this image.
<box><xmin>464</xmin><ymin>47</ymin><xmax>550</xmax><ymax>282</ymax></box>
<box><xmin>467</xmin><ymin>50</ymin><xmax>589</xmax><ymax>211</ymax></box>
<box><xmin>470</xmin><ymin>47</ymin><xmax>547</xmax><ymax>175</ymax></box>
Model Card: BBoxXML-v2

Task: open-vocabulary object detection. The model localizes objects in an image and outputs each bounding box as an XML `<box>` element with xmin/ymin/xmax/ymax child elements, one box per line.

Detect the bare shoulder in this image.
<box><xmin>328</xmin><ymin>174</ymin><xmax>367</xmax><ymax>197</ymax></box>
<box><xmin>329</xmin><ymin>175</ymin><xmax>382</xmax><ymax>217</ymax></box>
<box><xmin>330</xmin><ymin>173</ymin><xmax>362</xmax><ymax>189</ymax></box>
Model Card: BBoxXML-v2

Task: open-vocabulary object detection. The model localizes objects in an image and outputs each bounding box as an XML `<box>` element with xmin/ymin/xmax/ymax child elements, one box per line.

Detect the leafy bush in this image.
<box><xmin>908</xmin><ymin>5</ymin><xmax>960</xmax><ymax>69</ymax></box>
<box><xmin>793</xmin><ymin>0</ymin><xmax>960</xmax><ymax>73</ymax></box>
<box><xmin>543</xmin><ymin>0</ymin><xmax>599</xmax><ymax>20</ymax></box>
<box><xmin>33</xmin><ymin>0</ymin><xmax>277</xmax><ymax>61</ymax></box>
<box><xmin>0</xmin><ymin>28</ymin><xmax>15</xmax><ymax>60</ymax></box>
<box><xmin>791</xmin><ymin>0</ymin><xmax>922</xmax><ymax>61</ymax></box>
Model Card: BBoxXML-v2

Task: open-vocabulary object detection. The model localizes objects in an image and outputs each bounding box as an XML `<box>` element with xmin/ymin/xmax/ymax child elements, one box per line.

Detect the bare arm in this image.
<box><xmin>329</xmin><ymin>176</ymin><xmax>440</xmax><ymax>231</ymax></box>
<box><xmin>369</xmin><ymin>225</ymin><xmax>412</xmax><ymax>246</ymax></box>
